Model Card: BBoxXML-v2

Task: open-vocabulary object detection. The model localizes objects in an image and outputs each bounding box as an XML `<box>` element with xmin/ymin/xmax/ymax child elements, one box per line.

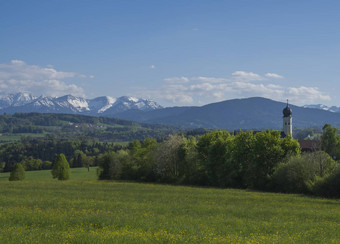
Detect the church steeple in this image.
<box><xmin>283</xmin><ymin>100</ymin><xmax>292</xmax><ymax>137</ymax></box>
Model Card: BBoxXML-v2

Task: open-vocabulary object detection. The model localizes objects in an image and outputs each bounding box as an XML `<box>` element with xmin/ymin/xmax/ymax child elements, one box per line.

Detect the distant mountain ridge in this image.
<box><xmin>114</xmin><ymin>97</ymin><xmax>340</xmax><ymax>130</ymax></box>
<box><xmin>1</xmin><ymin>93</ymin><xmax>340</xmax><ymax>130</ymax></box>
<box><xmin>303</xmin><ymin>104</ymin><xmax>340</xmax><ymax>113</ymax></box>
<box><xmin>0</xmin><ymin>92</ymin><xmax>162</xmax><ymax>116</ymax></box>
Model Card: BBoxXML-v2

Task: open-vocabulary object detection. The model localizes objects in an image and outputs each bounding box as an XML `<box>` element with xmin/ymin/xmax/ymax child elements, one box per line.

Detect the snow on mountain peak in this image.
<box><xmin>88</xmin><ymin>96</ymin><xmax>117</xmax><ymax>113</ymax></box>
<box><xmin>128</xmin><ymin>97</ymin><xmax>139</xmax><ymax>103</ymax></box>
<box><xmin>0</xmin><ymin>92</ymin><xmax>162</xmax><ymax>115</ymax></box>
<box><xmin>303</xmin><ymin>104</ymin><xmax>340</xmax><ymax>113</ymax></box>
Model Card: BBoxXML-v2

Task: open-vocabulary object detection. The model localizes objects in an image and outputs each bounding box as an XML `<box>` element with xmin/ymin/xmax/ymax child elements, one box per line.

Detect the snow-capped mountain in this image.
<box><xmin>102</xmin><ymin>96</ymin><xmax>162</xmax><ymax>115</ymax></box>
<box><xmin>54</xmin><ymin>95</ymin><xmax>90</xmax><ymax>113</ymax></box>
<box><xmin>0</xmin><ymin>92</ymin><xmax>37</xmax><ymax>109</ymax></box>
<box><xmin>88</xmin><ymin>96</ymin><xmax>116</xmax><ymax>113</ymax></box>
<box><xmin>303</xmin><ymin>104</ymin><xmax>340</xmax><ymax>113</ymax></box>
<box><xmin>0</xmin><ymin>92</ymin><xmax>162</xmax><ymax>116</ymax></box>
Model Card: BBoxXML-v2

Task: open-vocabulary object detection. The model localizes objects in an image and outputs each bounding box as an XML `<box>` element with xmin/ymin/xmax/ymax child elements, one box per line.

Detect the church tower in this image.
<box><xmin>283</xmin><ymin>100</ymin><xmax>292</xmax><ymax>137</ymax></box>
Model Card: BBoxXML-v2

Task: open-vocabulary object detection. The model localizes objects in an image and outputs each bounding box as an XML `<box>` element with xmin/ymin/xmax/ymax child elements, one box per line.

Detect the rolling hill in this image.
<box><xmin>114</xmin><ymin>97</ymin><xmax>340</xmax><ymax>130</ymax></box>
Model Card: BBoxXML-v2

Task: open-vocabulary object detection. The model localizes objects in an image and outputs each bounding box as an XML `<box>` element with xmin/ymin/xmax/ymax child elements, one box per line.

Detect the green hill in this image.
<box><xmin>0</xmin><ymin>112</ymin><xmax>185</xmax><ymax>143</ymax></box>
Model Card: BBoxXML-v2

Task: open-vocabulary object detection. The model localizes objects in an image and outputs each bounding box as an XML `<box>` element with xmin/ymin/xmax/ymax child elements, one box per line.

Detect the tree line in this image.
<box><xmin>0</xmin><ymin>112</ymin><xmax>187</xmax><ymax>143</ymax></box>
<box><xmin>5</xmin><ymin>123</ymin><xmax>340</xmax><ymax>198</ymax></box>
<box><xmin>97</xmin><ymin>127</ymin><xmax>340</xmax><ymax>198</ymax></box>
<box><xmin>0</xmin><ymin>136</ymin><xmax>124</xmax><ymax>172</ymax></box>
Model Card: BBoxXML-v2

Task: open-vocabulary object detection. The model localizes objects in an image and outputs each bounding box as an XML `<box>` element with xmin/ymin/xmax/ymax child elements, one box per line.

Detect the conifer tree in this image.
<box><xmin>9</xmin><ymin>163</ymin><xmax>25</xmax><ymax>181</ymax></box>
<box><xmin>51</xmin><ymin>154</ymin><xmax>70</xmax><ymax>180</ymax></box>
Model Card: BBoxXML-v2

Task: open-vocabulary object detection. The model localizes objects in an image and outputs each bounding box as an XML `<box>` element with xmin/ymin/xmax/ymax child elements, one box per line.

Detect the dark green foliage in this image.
<box><xmin>124</xmin><ymin>138</ymin><xmax>158</xmax><ymax>182</ymax></box>
<box><xmin>270</xmin><ymin>152</ymin><xmax>337</xmax><ymax>194</ymax></box>
<box><xmin>0</xmin><ymin>137</ymin><xmax>124</xmax><ymax>172</ymax></box>
<box><xmin>245</xmin><ymin>131</ymin><xmax>301</xmax><ymax>189</ymax></box>
<box><xmin>42</xmin><ymin>161</ymin><xmax>52</xmax><ymax>169</ymax></box>
<box><xmin>224</xmin><ymin>131</ymin><xmax>254</xmax><ymax>188</ymax></box>
<box><xmin>98</xmin><ymin>129</ymin><xmax>302</xmax><ymax>192</ymax></box>
<box><xmin>294</xmin><ymin>128</ymin><xmax>316</xmax><ymax>140</ymax></box>
<box><xmin>20</xmin><ymin>157</ymin><xmax>43</xmax><ymax>171</ymax></box>
<box><xmin>51</xmin><ymin>154</ymin><xmax>70</xmax><ymax>180</ymax></box>
<box><xmin>154</xmin><ymin>135</ymin><xmax>184</xmax><ymax>183</ymax></box>
<box><xmin>0</xmin><ymin>112</ymin><xmax>184</xmax><ymax>143</ymax></box>
<box><xmin>321</xmin><ymin>124</ymin><xmax>340</xmax><ymax>159</ymax></box>
<box><xmin>97</xmin><ymin>151</ymin><xmax>130</xmax><ymax>180</ymax></box>
<box><xmin>314</xmin><ymin>166</ymin><xmax>340</xmax><ymax>198</ymax></box>
<box><xmin>177</xmin><ymin>137</ymin><xmax>205</xmax><ymax>185</ymax></box>
<box><xmin>196</xmin><ymin>130</ymin><xmax>231</xmax><ymax>186</ymax></box>
<box><xmin>9</xmin><ymin>163</ymin><xmax>25</xmax><ymax>181</ymax></box>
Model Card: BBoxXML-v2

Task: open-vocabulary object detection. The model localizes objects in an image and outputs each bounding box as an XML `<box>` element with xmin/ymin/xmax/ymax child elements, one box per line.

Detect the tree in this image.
<box><xmin>270</xmin><ymin>152</ymin><xmax>337</xmax><ymax>194</ymax></box>
<box><xmin>97</xmin><ymin>151</ymin><xmax>129</xmax><ymax>180</ymax></box>
<box><xmin>245</xmin><ymin>130</ymin><xmax>300</xmax><ymax>189</ymax></box>
<box><xmin>9</xmin><ymin>163</ymin><xmax>25</xmax><ymax>181</ymax></box>
<box><xmin>154</xmin><ymin>134</ymin><xmax>185</xmax><ymax>182</ymax></box>
<box><xmin>225</xmin><ymin>131</ymin><xmax>254</xmax><ymax>188</ymax></box>
<box><xmin>51</xmin><ymin>154</ymin><xmax>70</xmax><ymax>180</ymax></box>
<box><xmin>321</xmin><ymin>124</ymin><xmax>339</xmax><ymax>159</ymax></box>
<box><xmin>196</xmin><ymin>130</ymin><xmax>231</xmax><ymax>186</ymax></box>
<box><xmin>124</xmin><ymin>138</ymin><xmax>158</xmax><ymax>182</ymax></box>
<box><xmin>177</xmin><ymin>136</ymin><xmax>205</xmax><ymax>185</ymax></box>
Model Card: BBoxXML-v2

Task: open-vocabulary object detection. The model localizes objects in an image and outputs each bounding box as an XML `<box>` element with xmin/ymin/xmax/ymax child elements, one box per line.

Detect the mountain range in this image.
<box><xmin>0</xmin><ymin>93</ymin><xmax>162</xmax><ymax>116</ymax></box>
<box><xmin>303</xmin><ymin>104</ymin><xmax>340</xmax><ymax>113</ymax></box>
<box><xmin>114</xmin><ymin>97</ymin><xmax>340</xmax><ymax>130</ymax></box>
<box><xmin>1</xmin><ymin>93</ymin><xmax>340</xmax><ymax>130</ymax></box>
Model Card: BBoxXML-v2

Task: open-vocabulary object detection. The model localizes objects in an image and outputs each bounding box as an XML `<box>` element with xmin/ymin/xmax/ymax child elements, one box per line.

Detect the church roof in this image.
<box><xmin>283</xmin><ymin>100</ymin><xmax>292</xmax><ymax>117</ymax></box>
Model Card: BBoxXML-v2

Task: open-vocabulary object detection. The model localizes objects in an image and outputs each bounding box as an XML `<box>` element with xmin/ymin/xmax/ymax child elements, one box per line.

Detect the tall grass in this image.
<box><xmin>0</xmin><ymin>169</ymin><xmax>339</xmax><ymax>243</ymax></box>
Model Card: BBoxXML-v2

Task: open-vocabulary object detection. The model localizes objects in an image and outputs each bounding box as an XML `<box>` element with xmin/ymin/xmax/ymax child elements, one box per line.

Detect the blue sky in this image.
<box><xmin>1</xmin><ymin>0</ymin><xmax>340</xmax><ymax>107</ymax></box>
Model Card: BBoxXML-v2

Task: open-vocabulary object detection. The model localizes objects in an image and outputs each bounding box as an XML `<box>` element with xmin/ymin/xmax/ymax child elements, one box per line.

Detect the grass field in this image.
<box><xmin>0</xmin><ymin>169</ymin><xmax>339</xmax><ymax>243</ymax></box>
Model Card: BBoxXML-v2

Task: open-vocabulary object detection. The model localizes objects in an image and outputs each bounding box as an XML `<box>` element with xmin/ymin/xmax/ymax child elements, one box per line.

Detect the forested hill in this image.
<box><xmin>0</xmin><ymin>113</ymin><xmax>190</xmax><ymax>143</ymax></box>
<box><xmin>115</xmin><ymin>97</ymin><xmax>340</xmax><ymax>129</ymax></box>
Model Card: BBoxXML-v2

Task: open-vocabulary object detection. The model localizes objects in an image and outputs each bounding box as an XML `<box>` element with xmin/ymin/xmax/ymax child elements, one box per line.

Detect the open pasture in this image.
<box><xmin>0</xmin><ymin>169</ymin><xmax>339</xmax><ymax>243</ymax></box>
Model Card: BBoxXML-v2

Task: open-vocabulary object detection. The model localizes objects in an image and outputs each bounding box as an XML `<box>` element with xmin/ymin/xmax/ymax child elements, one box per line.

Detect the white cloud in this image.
<box><xmin>150</xmin><ymin>65</ymin><xmax>156</xmax><ymax>69</ymax></box>
<box><xmin>265</xmin><ymin>73</ymin><xmax>284</xmax><ymax>79</ymax></box>
<box><xmin>89</xmin><ymin>75</ymin><xmax>95</xmax><ymax>79</ymax></box>
<box><xmin>0</xmin><ymin>60</ymin><xmax>85</xmax><ymax>97</ymax></box>
<box><xmin>191</xmin><ymin>76</ymin><xmax>229</xmax><ymax>83</ymax></box>
<box><xmin>232</xmin><ymin>71</ymin><xmax>264</xmax><ymax>81</ymax></box>
<box><xmin>287</xmin><ymin>86</ymin><xmax>331</xmax><ymax>104</ymax></box>
<box><xmin>164</xmin><ymin>77</ymin><xmax>189</xmax><ymax>83</ymax></box>
<box><xmin>138</xmin><ymin>71</ymin><xmax>331</xmax><ymax>106</ymax></box>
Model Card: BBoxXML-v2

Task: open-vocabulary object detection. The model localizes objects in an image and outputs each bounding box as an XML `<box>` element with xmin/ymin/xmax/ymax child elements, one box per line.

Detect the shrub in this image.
<box><xmin>270</xmin><ymin>151</ymin><xmax>337</xmax><ymax>194</ymax></box>
<box><xmin>51</xmin><ymin>154</ymin><xmax>70</xmax><ymax>180</ymax></box>
<box><xmin>42</xmin><ymin>161</ymin><xmax>52</xmax><ymax>170</ymax></box>
<box><xmin>9</xmin><ymin>163</ymin><xmax>25</xmax><ymax>181</ymax></box>
<box><xmin>314</xmin><ymin>166</ymin><xmax>340</xmax><ymax>198</ymax></box>
<box><xmin>98</xmin><ymin>151</ymin><xmax>129</xmax><ymax>180</ymax></box>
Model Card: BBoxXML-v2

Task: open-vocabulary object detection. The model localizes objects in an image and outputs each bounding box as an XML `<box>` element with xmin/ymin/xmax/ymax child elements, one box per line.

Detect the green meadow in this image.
<box><xmin>0</xmin><ymin>169</ymin><xmax>339</xmax><ymax>243</ymax></box>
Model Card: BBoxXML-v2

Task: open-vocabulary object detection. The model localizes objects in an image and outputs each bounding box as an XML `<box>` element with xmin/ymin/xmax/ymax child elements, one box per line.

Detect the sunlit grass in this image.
<box><xmin>0</xmin><ymin>169</ymin><xmax>339</xmax><ymax>243</ymax></box>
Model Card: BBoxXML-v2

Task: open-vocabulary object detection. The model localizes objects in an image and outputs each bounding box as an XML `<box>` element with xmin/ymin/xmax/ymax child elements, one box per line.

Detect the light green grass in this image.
<box><xmin>0</xmin><ymin>169</ymin><xmax>339</xmax><ymax>243</ymax></box>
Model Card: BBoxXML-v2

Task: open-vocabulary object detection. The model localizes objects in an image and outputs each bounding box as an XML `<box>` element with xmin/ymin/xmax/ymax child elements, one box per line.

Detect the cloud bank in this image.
<box><xmin>0</xmin><ymin>60</ymin><xmax>85</xmax><ymax>97</ymax></box>
<box><xmin>140</xmin><ymin>71</ymin><xmax>330</xmax><ymax>106</ymax></box>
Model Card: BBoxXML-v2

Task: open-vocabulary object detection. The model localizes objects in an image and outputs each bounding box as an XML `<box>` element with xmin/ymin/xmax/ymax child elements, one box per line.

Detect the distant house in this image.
<box><xmin>298</xmin><ymin>139</ymin><xmax>321</xmax><ymax>152</ymax></box>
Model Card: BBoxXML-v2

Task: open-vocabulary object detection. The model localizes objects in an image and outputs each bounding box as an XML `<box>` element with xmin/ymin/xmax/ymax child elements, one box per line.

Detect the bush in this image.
<box><xmin>98</xmin><ymin>151</ymin><xmax>129</xmax><ymax>180</ymax></box>
<box><xmin>9</xmin><ymin>163</ymin><xmax>25</xmax><ymax>181</ymax></box>
<box><xmin>270</xmin><ymin>151</ymin><xmax>337</xmax><ymax>194</ymax></box>
<box><xmin>314</xmin><ymin>166</ymin><xmax>340</xmax><ymax>198</ymax></box>
<box><xmin>41</xmin><ymin>161</ymin><xmax>52</xmax><ymax>170</ymax></box>
<box><xmin>51</xmin><ymin>154</ymin><xmax>70</xmax><ymax>180</ymax></box>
